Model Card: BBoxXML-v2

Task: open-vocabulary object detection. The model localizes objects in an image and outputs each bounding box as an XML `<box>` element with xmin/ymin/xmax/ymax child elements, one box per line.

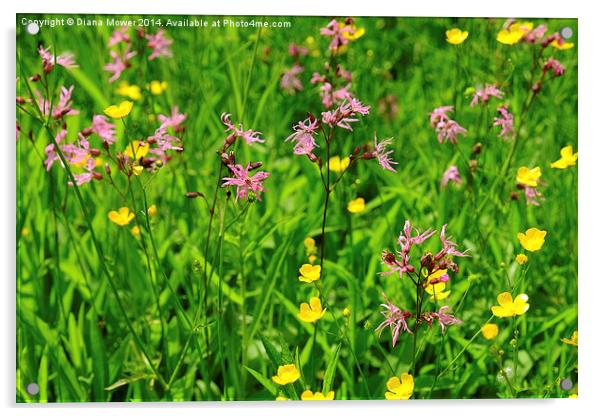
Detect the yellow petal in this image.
<box><xmin>497</xmin><ymin>292</ymin><xmax>513</xmax><ymax>307</ymax></box>
<box><xmin>491</xmin><ymin>305</ymin><xmax>512</xmax><ymax>318</ymax></box>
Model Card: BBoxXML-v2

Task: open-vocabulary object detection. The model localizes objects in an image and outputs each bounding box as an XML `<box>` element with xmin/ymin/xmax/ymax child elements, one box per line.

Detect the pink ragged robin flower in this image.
<box><xmin>434</xmin><ymin>119</ymin><xmax>467</xmax><ymax>144</ymax></box>
<box><xmin>321</xmin><ymin>98</ymin><xmax>369</xmax><ymax>130</ymax></box>
<box><xmin>288</xmin><ymin>42</ymin><xmax>309</xmax><ymax>57</ymax></box>
<box><xmin>52</xmin><ymin>86</ymin><xmax>80</xmax><ymax>119</ymax></box>
<box><xmin>221</xmin><ymin>113</ymin><xmax>264</xmax><ymax>146</ymax></box>
<box><xmin>434</xmin><ymin>224</ymin><xmax>468</xmax><ymax>260</ymax></box>
<box><xmin>280</xmin><ymin>63</ymin><xmax>304</xmax><ymax>94</ymax></box>
<box><xmin>108</xmin><ymin>27</ymin><xmax>131</xmax><ymax>47</ymax></box>
<box><xmin>38</xmin><ymin>45</ymin><xmax>78</xmax><ymax>73</ymax></box>
<box><xmin>158</xmin><ymin>106</ymin><xmax>187</xmax><ymax>133</ymax></box>
<box><xmin>429</xmin><ymin>105</ymin><xmax>454</xmax><ymax>126</ymax></box>
<box><xmin>470</xmin><ymin>84</ymin><xmax>504</xmax><ymax>107</ymax></box>
<box><xmin>543</xmin><ymin>58</ymin><xmax>565</xmax><ymax>77</ymax></box>
<box><xmin>70</xmin><ymin>157</ymin><xmax>97</xmax><ymax>186</ymax></box>
<box><xmin>429</xmin><ymin>106</ymin><xmax>467</xmax><ymax>144</ymax></box>
<box><xmin>380</xmin><ymin>249</ymin><xmax>414</xmax><ymax>280</ymax></box>
<box><xmin>222</xmin><ymin>163</ymin><xmax>270</xmax><ymax>201</ymax></box>
<box><xmin>104</xmin><ymin>47</ymin><xmax>136</xmax><ymax>83</ymax></box>
<box><xmin>375</xmin><ymin>294</ymin><xmax>413</xmax><ymax>347</ymax></box>
<box><xmin>493</xmin><ymin>105</ymin><xmax>515</xmax><ymax>140</ymax></box>
<box><xmin>91</xmin><ymin>115</ymin><xmax>116</xmax><ymax>145</ymax></box>
<box><xmin>146</xmin><ymin>29</ymin><xmax>173</xmax><ymax>60</ymax></box>
<box><xmin>524</xmin><ymin>186</ymin><xmax>544</xmax><ymax>206</ymax></box>
<box><xmin>371</xmin><ymin>134</ymin><xmax>398</xmax><ymax>173</ymax></box>
<box><xmin>285</xmin><ymin>116</ymin><xmax>320</xmax><ymax>156</ymax></box>
<box><xmin>44</xmin><ymin>129</ymin><xmax>68</xmax><ymax>171</ymax></box>
<box><xmin>148</xmin><ymin>127</ymin><xmax>183</xmax><ymax>157</ymax></box>
<box><xmin>441</xmin><ymin>165</ymin><xmax>462</xmax><ymax>187</ymax></box>
<box><xmin>431</xmin><ymin>306</ymin><xmax>463</xmax><ymax>332</ymax></box>
<box><xmin>320</xmin><ymin>19</ymin><xmax>354</xmax><ymax>51</ymax></box>
<box><xmin>523</xmin><ymin>24</ymin><xmax>548</xmax><ymax>43</ymax></box>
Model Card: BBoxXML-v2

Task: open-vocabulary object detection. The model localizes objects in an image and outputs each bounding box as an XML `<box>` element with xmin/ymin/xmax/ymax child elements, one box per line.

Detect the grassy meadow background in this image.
<box><xmin>16</xmin><ymin>14</ymin><xmax>577</xmax><ymax>401</ymax></box>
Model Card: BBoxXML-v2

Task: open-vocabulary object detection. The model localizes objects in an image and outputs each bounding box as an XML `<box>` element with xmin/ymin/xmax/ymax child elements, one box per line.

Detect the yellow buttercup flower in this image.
<box><xmin>517</xmin><ymin>228</ymin><xmax>547</xmax><ymax>252</ymax></box>
<box><xmin>342</xmin><ymin>307</ymin><xmax>351</xmax><ymax>318</ymax></box>
<box><xmin>103</xmin><ymin>100</ymin><xmax>133</xmax><ymax>119</ymax></box>
<box><xmin>329</xmin><ymin>155</ymin><xmax>350</xmax><ymax>173</ymax></box>
<box><xmin>481</xmin><ymin>323</ymin><xmax>499</xmax><ymax>340</ymax></box>
<box><xmin>515</xmin><ymin>253</ymin><xmax>529</xmax><ymax>265</ymax></box>
<box><xmin>385</xmin><ymin>373</ymin><xmax>414</xmax><ymax>400</ymax></box>
<box><xmin>516</xmin><ymin>166</ymin><xmax>541</xmax><ymax>187</ymax></box>
<box><xmin>301</xmin><ymin>390</ymin><xmax>335</xmax><ymax>400</ymax></box>
<box><xmin>132</xmin><ymin>165</ymin><xmax>144</xmax><ymax>176</ymax></box>
<box><xmin>342</xmin><ymin>25</ymin><xmax>365</xmax><ymax>41</ymax></box>
<box><xmin>147</xmin><ymin>204</ymin><xmax>157</xmax><ymax>217</ymax></box>
<box><xmin>149</xmin><ymin>80</ymin><xmax>168</xmax><ymax>95</ymax></box>
<box><xmin>304</xmin><ymin>237</ymin><xmax>316</xmax><ymax>252</ymax></box>
<box><xmin>561</xmin><ymin>330</ymin><xmax>578</xmax><ymax>347</ymax></box>
<box><xmin>298</xmin><ymin>297</ymin><xmax>326</xmax><ymax>323</ymax></box>
<box><xmin>275</xmin><ymin>396</ymin><xmax>289</xmax><ymax>401</ymax></box>
<box><xmin>131</xmin><ymin>225</ymin><xmax>141</xmax><ymax>237</ymax></box>
<box><xmin>271</xmin><ymin>364</ymin><xmax>300</xmax><ymax>385</ymax></box>
<box><xmin>551</xmin><ymin>39</ymin><xmax>574</xmax><ymax>50</ymax></box>
<box><xmin>108</xmin><ymin>207</ymin><xmax>135</xmax><ymax>226</ymax></box>
<box><xmin>347</xmin><ymin>197</ymin><xmax>365</xmax><ymax>214</ymax></box>
<box><xmin>298</xmin><ymin>264</ymin><xmax>321</xmax><ymax>283</ymax></box>
<box><xmin>496</xmin><ymin>22</ymin><xmax>532</xmax><ymax>45</ymax></box>
<box><xmin>124</xmin><ymin>140</ymin><xmax>150</xmax><ymax>159</ymax></box>
<box><xmin>424</xmin><ymin>269</ymin><xmax>451</xmax><ymax>301</ymax></box>
<box><xmin>446</xmin><ymin>28</ymin><xmax>469</xmax><ymax>45</ymax></box>
<box><xmin>116</xmin><ymin>81</ymin><xmax>142</xmax><ymax>100</ymax></box>
<box><xmin>491</xmin><ymin>292</ymin><xmax>529</xmax><ymax>318</ymax></box>
<box><xmin>551</xmin><ymin>145</ymin><xmax>578</xmax><ymax>169</ymax></box>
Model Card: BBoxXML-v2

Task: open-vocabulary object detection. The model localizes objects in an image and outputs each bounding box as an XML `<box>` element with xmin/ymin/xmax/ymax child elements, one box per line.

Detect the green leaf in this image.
<box><xmin>244</xmin><ymin>365</ymin><xmax>278</xmax><ymax>396</ymax></box>
<box><xmin>322</xmin><ymin>343</ymin><xmax>341</xmax><ymax>393</ymax></box>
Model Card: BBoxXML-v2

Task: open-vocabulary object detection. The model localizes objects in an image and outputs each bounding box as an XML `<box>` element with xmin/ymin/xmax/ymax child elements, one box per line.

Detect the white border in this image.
<box><xmin>3</xmin><ymin>1</ymin><xmax>601</xmax><ymax>415</ymax></box>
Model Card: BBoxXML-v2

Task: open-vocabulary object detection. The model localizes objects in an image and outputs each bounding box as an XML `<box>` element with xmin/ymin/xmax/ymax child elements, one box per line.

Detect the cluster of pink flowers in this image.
<box><xmin>470</xmin><ymin>84</ymin><xmax>504</xmax><ymax>107</ymax></box>
<box><xmin>44</xmin><ymin>129</ymin><xmax>102</xmax><ymax>186</ymax></box>
<box><xmin>493</xmin><ymin>104</ymin><xmax>515</xmax><ymax>140</ymax></box>
<box><xmin>146</xmin><ymin>29</ymin><xmax>173</xmax><ymax>60</ymax></box>
<box><xmin>377</xmin><ymin>220</ymin><xmax>466</xmax><ymax>346</ymax></box>
<box><xmin>321</xmin><ymin>98</ymin><xmax>370</xmax><ymax>131</ymax></box>
<box><xmin>429</xmin><ymin>106</ymin><xmax>467</xmax><ymax>144</ymax></box>
<box><xmin>219</xmin><ymin>113</ymin><xmax>270</xmax><ymax>201</ymax></box>
<box><xmin>376</xmin><ymin>295</ymin><xmax>462</xmax><ymax>347</ymax></box>
<box><xmin>280</xmin><ymin>42</ymin><xmax>311</xmax><ymax>95</ymax></box>
<box><xmin>38</xmin><ymin>45</ymin><xmax>78</xmax><ymax>74</ymax></box>
<box><xmin>286</xmin><ymin>116</ymin><xmax>320</xmax><ymax>158</ymax></box>
<box><xmin>311</xmin><ymin>66</ymin><xmax>354</xmax><ymax>109</ymax></box>
<box><xmin>441</xmin><ymin>165</ymin><xmax>462</xmax><ymax>187</ymax></box>
<box><xmin>35</xmin><ymin>85</ymin><xmax>80</xmax><ymax>119</ymax></box>
<box><xmin>320</xmin><ymin>18</ymin><xmax>355</xmax><ymax>51</ymax></box>
<box><xmin>104</xmin><ymin>28</ymin><xmax>173</xmax><ymax>82</ymax></box>
<box><xmin>381</xmin><ymin>221</ymin><xmax>467</xmax><ymax>280</ymax></box>
<box><xmin>543</xmin><ymin>58</ymin><xmax>565</xmax><ymax>77</ymax></box>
